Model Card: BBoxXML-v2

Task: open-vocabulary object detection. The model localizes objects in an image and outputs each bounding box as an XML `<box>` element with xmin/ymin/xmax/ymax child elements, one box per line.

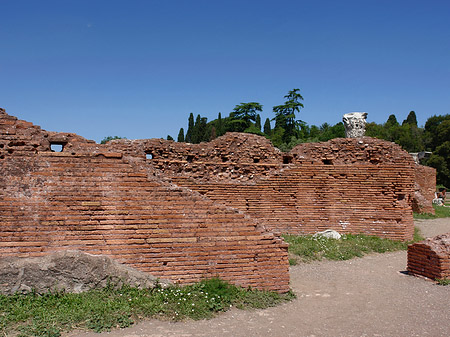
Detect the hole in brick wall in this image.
<box><xmin>146</xmin><ymin>153</ymin><xmax>153</xmax><ymax>160</ymax></box>
<box><xmin>0</xmin><ymin>144</ymin><xmax>4</xmax><ymax>148</ymax></box>
<box><xmin>50</xmin><ymin>143</ymin><xmax>64</xmax><ymax>152</ymax></box>
<box><xmin>283</xmin><ymin>156</ymin><xmax>292</xmax><ymax>164</ymax></box>
<box><xmin>0</xmin><ymin>155</ymin><xmax>4</xmax><ymax>159</ymax></box>
<box><xmin>323</xmin><ymin>159</ymin><xmax>333</xmax><ymax>165</ymax></box>
<box><xmin>187</xmin><ymin>155</ymin><xmax>194</xmax><ymax>163</ymax></box>
<box><xmin>8</xmin><ymin>149</ymin><xmax>14</xmax><ymax>154</ymax></box>
<box><xmin>397</xmin><ymin>194</ymin><xmax>405</xmax><ymax>201</ymax></box>
<box><xmin>253</xmin><ymin>158</ymin><xmax>260</xmax><ymax>163</ymax></box>
<box><xmin>222</xmin><ymin>156</ymin><xmax>228</xmax><ymax>162</ymax></box>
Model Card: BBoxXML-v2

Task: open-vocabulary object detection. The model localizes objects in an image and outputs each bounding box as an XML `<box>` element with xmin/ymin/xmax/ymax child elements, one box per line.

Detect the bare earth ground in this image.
<box><xmin>69</xmin><ymin>218</ymin><xmax>450</xmax><ymax>337</ymax></box>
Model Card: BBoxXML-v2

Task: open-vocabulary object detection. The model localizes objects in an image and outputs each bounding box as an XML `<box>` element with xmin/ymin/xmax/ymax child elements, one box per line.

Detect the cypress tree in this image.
<box><xmin>177</xmin><ymin>128</ymin><xmax>185</xmax><ymax>142</ymax></box>
<box><xmin>167</xmin><ymin>135</ymin><xmax>174</xmax><ymax>141</ymax></box>
<box><xmin>403</xmin><ymin>111</ymin><xmax>418</xmax><ymax>126</ymax></box>
<box><xmin>217</xmin><ymin>112</ymin><xmax>224</xmax><ymax>136</ymax></box>
<box><xmin>255</xmin><ymin>114</ymin><xmax>262</xmax><ymax>131</ymax></box>
<box><xmin>193</xmin><ymin>114</ymin><xmax>201</xmax><ymax>143</ymax></box>
<box><xmin>263</xmin><ymin>118</ymin><xmax>272</xmax><ymax>135</ymax></box>
<box><xmin>186</xmin><ymin>113</ymin><xmax>194</xmax><ymax>143</ymax></box>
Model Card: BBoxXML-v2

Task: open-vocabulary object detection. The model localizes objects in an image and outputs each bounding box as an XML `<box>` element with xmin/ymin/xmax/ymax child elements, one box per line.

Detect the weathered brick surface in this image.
<box><xmin>107</xmin><ymin>134</ymin><xmax>422</xmax><ymax>241</ymax></box>
<box><xmin>407</xmin><ymin>233</ymin><xmax>450</xmax><ymax>280</ymax></box>
<box><xmin>0</xmin><ymin>108</ymin><xmax>436</xmax><ymax>296</ymax></box>
<box><xmin>0</xmin><ymin>110</ymin><xmax>289</xmax><ymax>292</ymax></box>
<box><xmin>412</xmin><ymin>164</ymin><xmax>436</xmax><ymax>214</ymax></box>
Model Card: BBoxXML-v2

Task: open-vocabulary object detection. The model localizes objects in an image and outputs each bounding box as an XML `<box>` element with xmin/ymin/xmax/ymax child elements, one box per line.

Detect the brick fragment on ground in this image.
<box><xmin>407</xmin><ymin>233</ymin><xmax>450</xmax><ymax>280</ymax></box>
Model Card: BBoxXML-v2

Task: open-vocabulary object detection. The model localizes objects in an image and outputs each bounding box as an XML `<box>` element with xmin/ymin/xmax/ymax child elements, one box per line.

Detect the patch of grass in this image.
<box><xmin>436</xmin><ymin>278</ymin><xmax>450</xmax><ymax>286</ymax></box>
<box><xmin>288</xmin><ymin>257</ymin><xmax>298</xmax><ymax>266</ymax></box>
<box><xmin>414</xmin><ymin>204</ymin><xmax>450</xmax><ymax>219</ymax></box>
<box><xmin>0</xmin><ymin>278</ymin><xmax>294</xmax><ymax>337</ymax></box>
<box><xmin>284</xmin><ymin>227</ymin><xmax>424</xmax><ymax>263</ymax></box>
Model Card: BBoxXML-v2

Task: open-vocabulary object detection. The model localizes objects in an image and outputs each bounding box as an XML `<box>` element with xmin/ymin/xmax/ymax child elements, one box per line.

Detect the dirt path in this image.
<box><xmin>69</xmin><ymin>218</ymin><xmax>450</xmax><ymax>337</ymax></box>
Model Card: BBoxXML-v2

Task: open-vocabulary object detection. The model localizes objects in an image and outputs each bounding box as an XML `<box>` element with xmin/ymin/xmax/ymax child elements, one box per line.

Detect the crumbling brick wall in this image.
<box><xmin>110</xmin><ymin>134</ymin><xmax>420</xmax><ymax>241</ymax></box>
<box><xmin>412</xmin><ymin>164</ymin><xmax>436</xmax><ymax>214</ymax></box>
<box><xmin>0</xmin><ymin>110</ymin><xmax>289</xmax><ymax>292</ymax></box>
<box><xmin>407</xmin><ymin>233</ymin><xmax>450</xmax><ymax>280</ymax></box>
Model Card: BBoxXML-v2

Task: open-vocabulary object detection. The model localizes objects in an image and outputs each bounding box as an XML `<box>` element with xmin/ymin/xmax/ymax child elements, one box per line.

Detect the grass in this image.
<box><xmin>0</xmin><ymin>278</ymin><xmax>295</xmax><ymax>337</ymax></box>
<box><xmin>414</xmin><ymin>204</ymin><xmax>450</xmax><ymax>219</ymax></box>
<box><xmin>436</xmin><ymin>278</ymin><xmax>450</xmax><ymax>286</ymax></box>
<box><xmin>284</xmin><ymin>227</ymin><xmax>424</xmax><ymax>264</ymax></box>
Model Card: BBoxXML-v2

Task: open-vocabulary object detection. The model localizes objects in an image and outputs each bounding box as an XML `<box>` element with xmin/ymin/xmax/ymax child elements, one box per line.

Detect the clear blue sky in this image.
<box><xmin>1</xmin><ymin>0</ymin><xmax>449</xmax><ymax>143</ymax></box>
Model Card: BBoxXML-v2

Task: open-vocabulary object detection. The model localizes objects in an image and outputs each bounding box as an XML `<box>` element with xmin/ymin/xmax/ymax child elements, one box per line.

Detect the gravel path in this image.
<box><xmin>69</xmin><ymin>218</ymin><xmax>450</xmax><ymax>337</ymax></box>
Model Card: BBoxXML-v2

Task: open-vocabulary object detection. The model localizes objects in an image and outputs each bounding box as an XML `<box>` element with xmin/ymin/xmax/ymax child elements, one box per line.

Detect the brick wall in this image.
<box><xmin>0</xmin><ymin>110</ymin><xmax>289</xmax><ymax>292</ymax></box>
<box><xmin>407</xmin><ymin>234</ymin><xmax>450</xmax><ymax>280</ymax></box>
<box><xmin>110</xmin><ymin>134</ymin><xmax>420</xmax><ymax>241</ymax></box>
<box><xmin>412</xmin><ymin>164</ymin><xmax>436</xmax><ymax>214</ymax></box>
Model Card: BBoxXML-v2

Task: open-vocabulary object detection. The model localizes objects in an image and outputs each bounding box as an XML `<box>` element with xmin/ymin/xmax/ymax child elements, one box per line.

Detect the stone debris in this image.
<box><xmin>313</xmin><ymin>230</ymin><xmax>342</xmax><ymax>240</ymax></box>
<box><xmin>0</xmin><ymin>250</ymin><xmax>171</xmax><ymax>295</ymax></box>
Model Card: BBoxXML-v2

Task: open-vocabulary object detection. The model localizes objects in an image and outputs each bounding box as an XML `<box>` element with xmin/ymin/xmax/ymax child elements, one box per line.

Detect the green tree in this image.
<box><xmin>263</xmin><ymin>118</ymin><xmax>272</xmax><ymax>136</ymax></box>
<box><xmin>425</xmin><ymin>141</ymin><xmax>450</xmax><ymax>187</ymax></box>
<box><xmin>318</xmin><ymin>122</ymin><xmax>345</xmax><ymax>141</ymax></box>
<box><xmin>386</xmin><ymin>114</ymin><xmax>399</xmax><ymax>127</ymax></box>
<box><xmin>100</xmin><ymin>136</ymin><xmax>126</xmax><ymax>144</ymax></box>
<box><xmin>255</xmin><ymin>114</ymin><xmax>262</xmax><ymax>132</ymax></box>
<box><xmin>402</xmin><ymin>111</ymin><xmax>418</xmax><ymax>126</ymax></box>
<box><xmin>167</xmin><ymin>135</ymin><xmax>174</xmax><ymax>141</ymax></box>
<box><xmin>177</xmin><ymin>128</ymin><xmax>185</xmax><ymax>142</ymax></box>
<box><xmin>272</xmin><ymin>88</ymin><xmax>304</xmax><ymax>143</ymax></box>
<box><xmin>216</xmin><ymin>112</ymin><xmax>225</xmax><ymax>136</ymax></box>
<box><xmin>185</xmin><ymin>113</ymin><xmax>195</xmax><ymax>143</ymax></box>
<box><xmin>228</xmin><ymin>102</ymin><xmax>263</xmax><ymax>132</ymax></box>
<box><xmin>230</xmin><ymin>102</ymin><xmax>262</xmax><ymax>123</ymax></box>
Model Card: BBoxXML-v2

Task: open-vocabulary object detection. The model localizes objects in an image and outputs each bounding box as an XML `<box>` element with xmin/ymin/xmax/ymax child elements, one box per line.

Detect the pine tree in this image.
<box><xmin>272</xmin><ymin>88</ymin><xmax>304</xmax><ymax>143</ymax></box>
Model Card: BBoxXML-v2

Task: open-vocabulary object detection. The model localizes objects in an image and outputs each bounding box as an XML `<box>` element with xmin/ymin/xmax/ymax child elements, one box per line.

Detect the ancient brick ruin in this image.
<box><xmin>106</xmin><ymin>133</ymin><xmax>427</xmax><ymax>241</ymax></box>
<box><xmin>0</xmin><ymin>109</ymin><xmax>436</xmax><ymax>292</ymax></box>
<box><xmin>407</xmin><ymin>234</ymin><xmax>450</xmax><ymax>280</ymax></box>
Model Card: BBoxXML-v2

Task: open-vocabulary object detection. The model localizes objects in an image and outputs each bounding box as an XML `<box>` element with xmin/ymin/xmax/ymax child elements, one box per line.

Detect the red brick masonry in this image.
<box><xmin>407</xmin><ymin>233</ymin><xmax>450</xmax><ymax>280</ymax></box>
<box><xmin>0</xmin><ymin>110</ymin><xmax>289</xmax><ymax>292</ymax></box>
<box><xmin>0</xmin><ymin>109</ymin><xmax>436</xmax><ymax>291</ymax></box>
<box><xmin>106</xmin><ymin>134</ymin><xmax>431</xmax><ymax>241</ymax></box>
<box><xmin>413</xmin><ymin>164</ymin><xmax>436</xmax><ymax>214</ymax></box>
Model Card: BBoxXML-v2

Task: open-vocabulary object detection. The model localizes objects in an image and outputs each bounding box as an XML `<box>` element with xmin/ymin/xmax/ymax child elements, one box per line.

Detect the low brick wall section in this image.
<box><xmin>407</xmin><ymin>233</ymin><xmax>450</xmax><ymax>280</ymax></box>
<box><xmin>0</xmin><ymin>110</ymin><xmax>290</xmax><ymax>292</ymax></box>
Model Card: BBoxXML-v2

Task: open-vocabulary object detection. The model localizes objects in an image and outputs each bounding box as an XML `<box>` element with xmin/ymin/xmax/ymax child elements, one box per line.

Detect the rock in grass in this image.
<box><xmin>313</xmin><ymin>229</ymin><xmax>342</xmax><ymax>240</ymax></box>
<box><xmin>0</xmin><ymin>250</ymin><xmax>171</xmax><ymax>295</ymax></box>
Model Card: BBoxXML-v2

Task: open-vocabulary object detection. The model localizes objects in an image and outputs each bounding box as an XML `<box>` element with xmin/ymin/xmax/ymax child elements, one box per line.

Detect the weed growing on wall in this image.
<box><xmin>0</xmin><ymin>278</ymin><xmax>295</xmax><ymax>337</ymax></box>
<box><xmin>284</xmin><ymin>227</ymin><xmax>424</xmax><ymax>263</ymax></box>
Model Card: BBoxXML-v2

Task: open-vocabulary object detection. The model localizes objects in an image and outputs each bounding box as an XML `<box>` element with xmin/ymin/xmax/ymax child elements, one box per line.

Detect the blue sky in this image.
<box><xmin>1</xmin><ymin>0</ymin><xmax>449</xmax><ymax>143</ymax></box>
